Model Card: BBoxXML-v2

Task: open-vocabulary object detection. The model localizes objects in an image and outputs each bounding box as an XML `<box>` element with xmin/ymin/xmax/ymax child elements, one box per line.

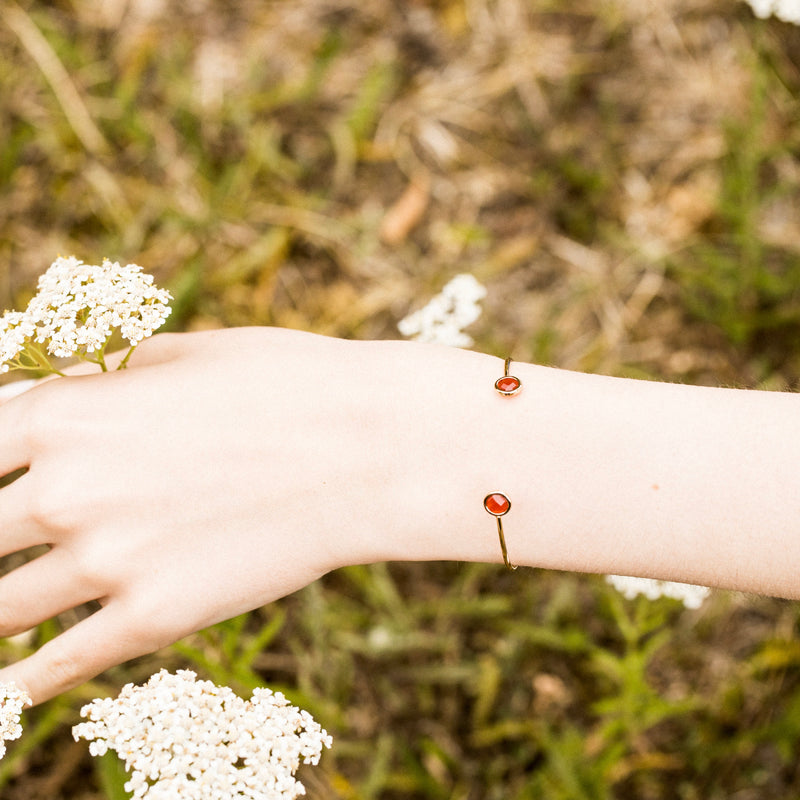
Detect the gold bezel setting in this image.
<box><xmin>494</xmin><ymin>357</ymin><xmax>522</xmax><ymax>396</ymax></box>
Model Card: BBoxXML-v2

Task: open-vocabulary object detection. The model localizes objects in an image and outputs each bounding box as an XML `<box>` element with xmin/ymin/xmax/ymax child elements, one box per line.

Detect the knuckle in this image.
<box><xmin>17</xmin><ymin>380</ymin><xmax>84</xmax><ymax>455</ymax></box>
<box><xmin>63</xmin><ymin>546</ymin><xmax>108</xmax><ymax>596</ymax></box>
<box><xmin>22</xmin><ymin>485</ymin><xmax>50</xmax><ymax>532</ymax></box>
<box><xmin>124</xmin><ymin>598</ymin><xmax>180</xmax><ymax>653</ymax></box>
<box><xmin>41</xmin><ymin>647</ymin><xmax>82</xmax><ymax>693</ymax></box>
<box><xmin>15</xmin><ymin>384</ymin><xmax>56</xmax><ymax>453</ymax></box>
<box><xmin>19</xmin><ymin>488</ymin><xmax>49</xmax><ymax>534</ymax></box>
<box><xmin>0</xmin><ymin>605</ymin><xmax>20</xmax><ymax>636</ymax></box>
<box><xmin>24</xmin><ymin>476</ymin><xmax>74</xmax><ymax>534</ymax></box>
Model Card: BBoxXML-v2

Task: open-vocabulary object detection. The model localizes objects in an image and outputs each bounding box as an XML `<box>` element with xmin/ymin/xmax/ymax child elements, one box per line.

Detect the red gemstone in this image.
<box><xmin>484</xmin><ymin>493</ymin><xmax>510</xmax><ymax>516</ymax></box>
<box><xmin>495</xmin><ymin>376</ymin><xmax>521</xmax><ymax>395</ymax></box>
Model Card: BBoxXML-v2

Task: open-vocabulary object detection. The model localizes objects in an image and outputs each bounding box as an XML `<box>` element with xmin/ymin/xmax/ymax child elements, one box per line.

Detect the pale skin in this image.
<box><xmin>0</xmin><ymin>325</ymin><xmax>799</xmax><ymax>705</ymax></box>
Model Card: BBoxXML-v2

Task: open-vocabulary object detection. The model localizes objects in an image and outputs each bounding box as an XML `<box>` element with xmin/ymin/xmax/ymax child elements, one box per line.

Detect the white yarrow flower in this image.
<box><xmin>0</xmin><ymin>681</ymin><xmax>32</xmax><ymax>759</ymax></box>
<box><xmin>398</xmin><ymin>273</ymin><xmax>487</xmax><ymax>348</ymax></box>
<box><xmin>73</xmin><ymin>670</ymin><xmax>332</xmax><ymax>800</ymax></box>
<box><xmin>744</xmin><ymin>0</ymin><xmax>800</xmax><ymax>22</ymax></box>
<box><xmin>27</xmin><ymin>256</ymin><xmax>173</xmax><ymax>355</ymax></box>
<box><xmin>0</xmin><ymin>256</ymin><xmax>172</xmax><ymax>374</ymax></box>
<box><xmin>606</xmin><ymin>574</ymin><xmax>711</xmax><ymax>610</ymax></box>
<box><xmin>0</xmin><ymin>311</ymin><xmax>36</xmax><ymax>373</ymax></box>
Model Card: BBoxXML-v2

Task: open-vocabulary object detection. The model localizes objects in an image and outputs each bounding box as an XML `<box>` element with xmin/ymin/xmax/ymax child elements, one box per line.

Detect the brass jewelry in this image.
<box><xmin>494</xmin><ymin>357</ymin><xmax>521</xmax><ymax>396</ymax></box>
<box><xmin>485</xmin><ymin>358</ymin><xmax>521</xmax><ymax>570</ymax></box>
<box><xmin>484</xmin><ymin>492</ymin><xmax>517</xmax><ymax>570</ymax></box>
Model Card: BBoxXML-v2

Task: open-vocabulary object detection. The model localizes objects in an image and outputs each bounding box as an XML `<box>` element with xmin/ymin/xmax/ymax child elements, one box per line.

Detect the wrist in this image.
<box><xmin>347</xmin><ymin>339</ymin><xmax>508</xmax><ymax>568</ymax></box>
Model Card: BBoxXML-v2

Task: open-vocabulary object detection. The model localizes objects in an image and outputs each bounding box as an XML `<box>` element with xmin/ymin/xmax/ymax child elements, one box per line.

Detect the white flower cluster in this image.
<box><xmin>0</xmin><ymin>681</ymin><xmax>32</xmax><ymax>759</ymax></box>
<box><xmin>0</xmin><ymin>255</ymin><xmax>172</xmax><ymax>371</ymax></box>
<box><xmin>73</xmin><ymin>670</ymin><xmax>332</xmax><ymax>800</ymax></box>
<box><xmin>605</xmin><ymin>575</ymin><xmax>711</xmax><ymax>610</ymax></box>
<box><xmin>0</xmin><ymin>312</ymin><xmax>36</xmax><ymax>372</ymax></box>
<box><xmin>744</xmin><ymin>0</ymin><xmax>800</xmax><ymax>23</ymax></box>
<box><xmin>398</xmin><ymin>273</ymin><xmax>487</xmax><ymax>348</ymax></box>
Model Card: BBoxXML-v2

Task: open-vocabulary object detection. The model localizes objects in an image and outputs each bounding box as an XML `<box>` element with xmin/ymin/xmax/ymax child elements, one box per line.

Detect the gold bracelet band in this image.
<box><xmin>484</xmin><ymin>358</ymin><xmax>521</xmax><ymax>570</ymax></box>
<box><xmin>484</xmin><ymin>491</ymin><xmax>516</xmax><ymax>570</ymax></box>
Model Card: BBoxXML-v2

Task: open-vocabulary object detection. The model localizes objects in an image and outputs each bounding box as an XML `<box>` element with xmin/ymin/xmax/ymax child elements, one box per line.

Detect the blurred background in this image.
<box><xmin>1</xmin><ymin>0</ymin><xmax>800</xmax><ymax>797</ymax></box>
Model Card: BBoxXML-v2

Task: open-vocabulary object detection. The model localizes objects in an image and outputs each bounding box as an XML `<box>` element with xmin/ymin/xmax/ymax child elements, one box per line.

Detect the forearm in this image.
<box><xmin>2</xmin><ymin>326</ymin><xmax>797</xmax><ymax>705</ymax></box>
<box><xmin>363</xmin><ymin>339</ymin><xmax>800</xmax><ymax>598</ymax></box>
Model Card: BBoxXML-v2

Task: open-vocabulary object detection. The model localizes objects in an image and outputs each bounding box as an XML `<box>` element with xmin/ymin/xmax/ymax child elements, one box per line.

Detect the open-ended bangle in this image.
<box><xmin>484</xmin><ymin>358</ymin><xmax>521</xmax><ymax>570</ymax></box>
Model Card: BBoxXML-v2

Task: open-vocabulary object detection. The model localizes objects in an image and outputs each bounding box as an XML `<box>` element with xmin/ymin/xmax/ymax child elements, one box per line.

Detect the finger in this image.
<box><xmin>0</xmin><ymin>549</ymin><xmax>101</xmax><ymax>637</ymax></box>
<box><xmin>0</xmin><ymin>382</ymin><xmax>44</xmax><ymax>477</ymax></box>
<box><xmin>0</xmin><ymin>335</ymin><xmax>180</xmax><ymax>478</ymax></box>
<box><xmin>0</xmin><ymin>603</ymin><xmax>144</xmax><ymax>705</ymax></box>
<box><xmin>0</xmin><ymin>477</ymin><xmax>49</xmax><ymax>556</ymax></box>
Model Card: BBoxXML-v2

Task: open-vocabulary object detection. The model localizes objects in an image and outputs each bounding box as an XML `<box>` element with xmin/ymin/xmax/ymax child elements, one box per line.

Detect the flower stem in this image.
<box><xmin>118</xmin><ymin>345</ymin><xmax>136</xmax><ymax>370</ymax></box>
<box><xmin>94</xmin><ymin>338</ymin><xmax>110</xmax><ymax>372</ymax></box>
<box><xmin>15</xmin><ymin>343</ymin><xmax>65</xmax><ymax>376</ymax></box>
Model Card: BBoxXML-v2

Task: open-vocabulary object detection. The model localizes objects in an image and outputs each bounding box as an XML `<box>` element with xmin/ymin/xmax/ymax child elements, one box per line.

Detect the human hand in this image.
<box><xmin>0</xmin><ymin>327</ymin><xmax>417</xmax><ymax>704</ymax></box>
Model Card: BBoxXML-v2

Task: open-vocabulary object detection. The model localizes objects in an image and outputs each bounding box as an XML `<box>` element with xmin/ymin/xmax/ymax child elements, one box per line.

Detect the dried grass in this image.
<box><xmin>1</xmin><ymin>1</ymin><xmax>800</xmax><ymax>797</ymax></box>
